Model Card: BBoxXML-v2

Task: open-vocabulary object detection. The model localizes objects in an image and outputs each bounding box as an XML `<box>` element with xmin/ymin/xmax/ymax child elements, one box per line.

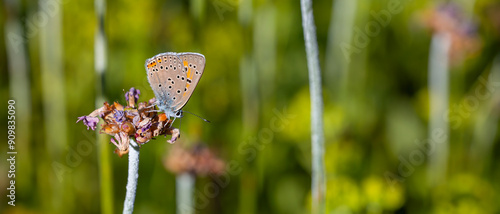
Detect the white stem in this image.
<box><xmin>300</xmin><ymin>0</ymin><xmax>326</xmax><ymax>213</ymax></box>
<box><xmin>176</xmin><ymin>172</ymin><xmax>195</xmax><ymax>214</ymax></box>
<box><xmin>427</xmin><ymin>32</ymin><xmax>451</xmax><ymax>186</ymax></box>
<box><xmin>123</xmin><ymin>139</ymin><xmax>140</xmax><ymax>214</ymax></box>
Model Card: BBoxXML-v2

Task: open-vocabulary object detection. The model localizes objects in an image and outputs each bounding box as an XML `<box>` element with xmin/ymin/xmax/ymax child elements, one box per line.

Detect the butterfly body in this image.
<box><xmin>145</xmin><ymin>52</ymin><xmax>206</xmax><ymax>119</ymax></box>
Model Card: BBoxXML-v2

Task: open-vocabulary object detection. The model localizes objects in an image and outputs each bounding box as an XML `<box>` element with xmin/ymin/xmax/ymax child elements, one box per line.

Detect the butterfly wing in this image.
<box><xmin>145</xmin><ymin>52</ymin><xmax>184</xmax><ymax>112</ymax></box>
<box><xmin>173</xmin><ymin>53</ymin><xmax>206</xmax><ymax>111</ymax></box>
<box><xmin>145</xmin><ymin>52</ymin><xmax>205</xmax><ymax>112</ymax></box>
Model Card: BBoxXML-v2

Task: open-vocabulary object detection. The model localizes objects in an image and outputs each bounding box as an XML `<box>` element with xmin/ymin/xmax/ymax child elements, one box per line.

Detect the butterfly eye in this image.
<box><xmin>175</xmin><ymin>111</ymin><xmax>182</xmax><ymax>117</ymax></box>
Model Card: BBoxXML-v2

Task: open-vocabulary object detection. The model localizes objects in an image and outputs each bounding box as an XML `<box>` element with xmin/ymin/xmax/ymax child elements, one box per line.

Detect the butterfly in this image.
<box><xmin>145</xmin><ymin>52</ymin><xmax>205</xmax><ymax>120</ymax></box>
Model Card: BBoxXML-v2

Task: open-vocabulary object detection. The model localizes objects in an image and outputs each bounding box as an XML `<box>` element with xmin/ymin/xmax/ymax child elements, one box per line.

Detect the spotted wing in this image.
<box><xmin>145</xmin><ymin>52</ymin><xmax>205</xmax><ymax>112</ymax></box>
<box><xmin>145</xmin><ymin>52</ymin><xmax>184</xmax><ymax>111</ymax></box>
<box><xmin>173</xmin><ymin>53</ymin><xmax>206</xmax><ymax>111</ymax></box>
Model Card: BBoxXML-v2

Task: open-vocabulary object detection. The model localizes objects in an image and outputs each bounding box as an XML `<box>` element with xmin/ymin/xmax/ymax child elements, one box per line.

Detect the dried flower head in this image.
<box><xmin>164</xmin><ymin>144</ymin><xmax>225</xmax><ymax>176</ymax></box>
<box><xmin>419</xmin><ymin>3</ymin><xmax>482</xmax><ymax>65</ymax></box>
<box><xmin>77</xmin><ymin>87</ymin><xmax>180</xmax><ymax>157</ymax></box>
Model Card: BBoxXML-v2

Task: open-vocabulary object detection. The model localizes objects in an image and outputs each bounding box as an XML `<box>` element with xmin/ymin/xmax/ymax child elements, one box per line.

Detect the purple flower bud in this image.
<box><xmin>114</xmin><ymin>110</ymin><xmax>126</xmax><ymax>123</ymax></box>
<box><xmin>125</xmin><ymin>87</ymin><xmax>141</xmax><ymax>102</ymax></box>
<box><xmin>140</xmin><ymin>121</ymin><xmax>152</xmax><ymax>133</ymax></box>
<box><xmin>76</xmin><ymin>116</ymin><xmax>99</xmax><ymax>130</ymax></box>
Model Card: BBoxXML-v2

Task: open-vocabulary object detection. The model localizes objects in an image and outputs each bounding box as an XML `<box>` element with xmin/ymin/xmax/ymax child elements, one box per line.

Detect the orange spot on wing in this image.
<box><xmin>183</xmin><ymin>61</ymin><xmax>193</xmax><ymax>96</ymax></box>
<box><xmin>183</xmin><ymin>84</ymin><xmax>190</xmax><ymax>96</ymax></box>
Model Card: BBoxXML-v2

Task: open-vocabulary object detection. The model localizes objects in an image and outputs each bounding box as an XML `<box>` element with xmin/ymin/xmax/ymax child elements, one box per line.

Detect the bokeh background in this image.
<box><xmin>1</xmin><ymin>0</ymin><xmax>500</xmax><ymax>213</ymax></box>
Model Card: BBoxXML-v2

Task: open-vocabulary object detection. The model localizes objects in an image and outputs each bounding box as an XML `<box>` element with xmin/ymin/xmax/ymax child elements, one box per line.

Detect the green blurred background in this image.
<box><xmin>1</xmin><ymin>0</ymin><xmax>500</xmax><ymax>213</ymax></box>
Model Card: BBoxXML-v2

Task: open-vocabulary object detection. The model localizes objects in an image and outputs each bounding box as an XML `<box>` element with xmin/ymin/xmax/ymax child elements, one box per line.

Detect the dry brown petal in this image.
<box><xmin>138</xmin><ymin>107</ymin><xmax>155</xmax><ymax>118</ymax></box>
<box><xmin>103</xmin><ymin>113</ymin><xmax>117</xmax><ymax>123</ymax></box>
<box><xmin>135</xmin><ymin>126</ymin><xmax>153</xmax><ymax>144</ymax></box>
<box><xmin>103</xmin><ymin>102</ymin><xmax>113</xmax><ymax>111</ymax></box>
<box><xmin>152</xmin><ymin>122</ymin><xmax>165</xmax><ymax>136</ymax></box>
<box><xmin>127</xmin><ymin>95</ymin><xmax>136</xmax><ymax>108</ymax></box>
<box><xmin>114</xmin><ymin>132</ymin><xmax>130</xmax><ymax>152</ymax></box>
<box><xmin>166</xmin><ymin>128</ymin><xmax>180</xmax><ymax>144</ymax></box>
<box><xmin>114</xmin><ymin>147</ymin><xmax>129</xmax><ymax>158</ymax></box>
<box><xmin>114</xmin><ymin>102</ymin><xmax>124</xmax><ymax>111</ymax></box>
<box><xmin>132</xmin><ymin>115</ymin><xmax>141</xmax><ymax>127</ymax></box>
<box><xmin>138</xmin><ymin>117</ymin><xmax>151</xmax><ymax>127</ymax></box>
<box><xmin>88</xmin><ymin>106</ymin><xmax>107</xmax><ymax>118</ymax></box>
<box><xmin>101</xmin><ymin>123</ymin><xmax>120</xmax><ymax>135</ymax></box>
<box><xmin>138</xmin><ymin>102</ymin><xmax>147</xmax><ymax>110</ymax></box>
<box><xmin>121</xmin><ymin>121</ymin><xmax>136</xmax><ymax>135</ymax></box>
<box><xmin>158</xmin><ymin>113</ymin><xmax>167</xmax><ymax>122</ymax></box>
<box><xmin>125</xmin><ymin>109</ymin><xmax>139</xmax><ymax>120</ymax></box>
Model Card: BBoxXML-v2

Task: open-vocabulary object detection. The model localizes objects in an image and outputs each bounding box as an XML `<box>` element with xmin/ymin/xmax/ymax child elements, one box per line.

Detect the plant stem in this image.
<box><xmin>325</xmin><ymin>0</ymin><xmax>357</xmax><ymax>95</ymax></box>
<box><xmin>123</xmin><ymin>139</ymin><xmax>140</xmax><ymax>214</ymax></box>
<box><xmin>427</xmin><ymin>32</ymin><xmax>450</xmax><ymax>186</ymax></box>
<box><xmin>94</xmin><ymin>0</ymin><xmax>113</xmax><ymax>213</ymax></box>
<box><xmin>300</xmin><ymin>0</ymin><xmax>326</xmax><ymax>213</ymax></box>
<box><xmin>176</xmin><ymin>172</ymin><xmax>195</xmax><ymax>214</ymax></box>
<box><xmin>4</xmin><ymin>0</ymin><xmax>34</xmax><ymax>194</ymax></box>
<box><xmin>39</xmin><ymin>0</ymin><xmax>70</xmax><ymax>211</ymax></box>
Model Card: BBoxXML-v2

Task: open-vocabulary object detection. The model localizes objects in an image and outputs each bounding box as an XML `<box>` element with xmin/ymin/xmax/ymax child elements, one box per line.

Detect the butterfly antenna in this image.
<box><xmin>183</xmin><ymin>110</ymin><xmax>211</xmax><ymax>123</ymax></box>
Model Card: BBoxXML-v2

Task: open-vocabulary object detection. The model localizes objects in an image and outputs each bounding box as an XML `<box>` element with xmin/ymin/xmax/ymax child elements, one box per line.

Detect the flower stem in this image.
<box><xmin>123</xmin><ymin>139</ymin><xmax>140</xmax><ymax>214</ymax></box>
<box><xmin>300</xmin><ymin>0</ymin><xmax>326</xmax><ymax>213</ymax></box>
<box><xmin>427</xmin><ymin>32</ymin><xmax>450</xmax><ymax>186</ymax></box>
<box><xmin>176</xmin><ymin>172</ymin><xmax>195</xmax><ymax>214</ymax></box>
